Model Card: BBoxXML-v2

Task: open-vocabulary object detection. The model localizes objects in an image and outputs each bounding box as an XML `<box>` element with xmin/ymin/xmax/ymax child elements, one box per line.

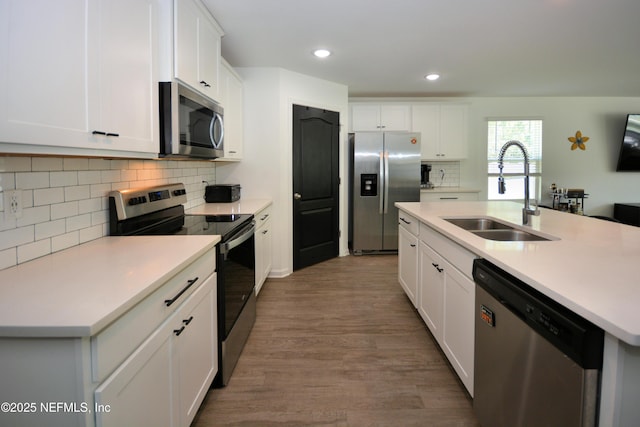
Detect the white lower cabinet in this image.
<box><xmin>0</xmin><ymin>248</ymin><xmax>217</xmax><ymax>427</ymax></box>
<box><xmin>415</xmin><ymin>221</ymin><xmax>476</xmax><ymax>396</ymax></box>
<box><xmin>255</xmin><ymin>204</ymin><xmax>273</xmax><ymax>295</ymax></box>
<box><xmin>96</xmin><ymin>273</ymin><xmax>217</xmax><ymax>427</ymax></box>
<box><xmin>418</xmin><ymin>241</ymin><xmax>445</xmax><ymax>343</ymax></box>
<box><xmin>398</xmin><ymin>216</ymin><xmax>419</xmax><ymax>307</ymax></box>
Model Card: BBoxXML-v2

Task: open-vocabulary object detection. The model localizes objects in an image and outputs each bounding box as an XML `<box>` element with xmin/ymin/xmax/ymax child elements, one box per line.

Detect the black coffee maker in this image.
<box><xmin>421</xmin><ymin>164</ymin><xmax>433</xmax><ymax>188</ymax></box>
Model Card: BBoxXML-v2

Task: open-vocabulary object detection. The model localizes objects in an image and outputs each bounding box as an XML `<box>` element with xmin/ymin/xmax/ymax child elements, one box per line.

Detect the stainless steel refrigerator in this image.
<box><xmin>349</xmin><ymin>132</ymin><xmax>421</xmax><ymax>253</ymax></box>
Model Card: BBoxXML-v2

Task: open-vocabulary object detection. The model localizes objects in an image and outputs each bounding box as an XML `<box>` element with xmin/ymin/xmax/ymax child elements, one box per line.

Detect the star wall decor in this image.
<box><xmin>568</xmin><ymin>130</ymin><xmax>589</xmax><ymax>151</ymax></box>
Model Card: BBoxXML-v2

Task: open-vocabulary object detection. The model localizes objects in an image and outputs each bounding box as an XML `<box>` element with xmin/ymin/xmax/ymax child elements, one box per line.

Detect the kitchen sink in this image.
<box><xmin>443</xmin><ymin>217</ymin><xmax>555</xmax><ymax>242</ymax></box>
<box><xmin>444</xmin><ymin>217</ymin><xmax>514</xmax><ymax>231</ymax></box>
<box><xmin>471</xmin><ymin>229</ymin><xmax>551</xmax><ymax>241</ymax></box>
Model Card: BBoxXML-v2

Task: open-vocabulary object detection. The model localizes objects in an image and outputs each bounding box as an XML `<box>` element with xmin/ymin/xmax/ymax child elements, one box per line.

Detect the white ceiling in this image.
<box><xmin>202</xmin><ymin>0</ymin><xmax>640</xmax><ymax>98</ymax></box>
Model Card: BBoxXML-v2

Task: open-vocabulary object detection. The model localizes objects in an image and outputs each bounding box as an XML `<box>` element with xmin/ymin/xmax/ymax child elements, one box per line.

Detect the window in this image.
<box><xmin>487</xmin><ymin>119</ymin><xmax>542</xmax><ymax>201</ymax></box>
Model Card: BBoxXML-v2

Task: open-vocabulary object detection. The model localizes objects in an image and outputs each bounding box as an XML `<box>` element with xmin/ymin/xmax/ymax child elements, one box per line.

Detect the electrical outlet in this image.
<box><xmin>5</xmin><ymin>190</ymin><xmax>22</xmax><ymax>219</ymax></box>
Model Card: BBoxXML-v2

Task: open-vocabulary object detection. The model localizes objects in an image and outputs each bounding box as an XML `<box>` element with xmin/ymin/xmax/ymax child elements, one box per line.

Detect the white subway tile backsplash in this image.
<box><xmin>0</xmin><ymin>157</ymin><xmax>31</xmax><ymax>172</ymax></box>
<box><xmin>64</xmin><ymin>185</ymin><xmax>91</xmax><ymax>201</ymax></box>
<box><xmin>17</xmin><ymin>239</ymin><xmax>51</xmax><ymax>264</ymax></box>
<box><xmin>66</xmin><ymin>214</ymin><xmax>92</xmax><ymax>232</ymax></box>
<box><xmin>51</xmin><ymin>231</ymin><xmax>79</xmax><ymax>253</ymax></box>
<box><xmin>32</xmin><ymin>157</ymin><xmax>63</xmax><ymax>172</ymax></box>
<box><xmin>78</xmin><ymin>198</ymin><xmax>102</xmax><ymax>215</ymax></box>
<box><xmin>63</xmin><ymin>158</ymin><xmax>89</xmax><ymax>171</ymax></box>
<box><xmin>16</xmin><ymin>172</ymin><xmax>49</xmax><ymax>189</ymax></box>
<box><xmin>17</xmin><ymin>206</ymin><xmax>50</xmax><ymax>227</ymax></box>
<box><xmin>0</xmin><ymin>248</ymin><xmax>16</xmax><ymax>270</ymax></box>
<box><xmin>35</xmin><ymin>219</ymin><xmax>66</xmax><ymax>240</ymax></box>
<box><xmin>0</xmin><ymin>226</ymin><xmax>34</xmax><ymax>251</ymax></box>
<box><xmin>34</xmin><ymin>187</ymin><xmax>64</xmax><ymax>206</ymax></box>
<box><xmin>0</xmin><ymin>156</ymin><xmax>216</xmax><ymax>269</ymax></box>
<box><xmin>78</xmin><ymin>170</ymin><xmax>102</xmax><ymax>185</ymax></box>
<box><xmin>51</xmin><ymin>201</ymin><xmax>79</xmax><ymax>220</ymax></box>
<box><xmin>50</xmin><ymin>171</ymin><xmax>78</xmax><ymax>187</ymax></box>
<box><xmin>79</xmin><ymin>225</ymin><xmax>103</xmax><ymax>244</ymax></box>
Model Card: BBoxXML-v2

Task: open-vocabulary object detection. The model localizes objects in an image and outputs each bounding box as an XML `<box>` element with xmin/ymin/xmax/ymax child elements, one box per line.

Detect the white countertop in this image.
<box><xmin>187</xmin><ymin>199</ymin><xmax>272</xmax><ymax>216</ymax></box>
<box><xmin>396</xmin><ymin>201</ymin><xmax>640</xmax><ymax>346</ymax></box>
<box><xmin>0</xmin><ymin>235</ymin><xmax>220</xmax><ymax>338</ymax></box>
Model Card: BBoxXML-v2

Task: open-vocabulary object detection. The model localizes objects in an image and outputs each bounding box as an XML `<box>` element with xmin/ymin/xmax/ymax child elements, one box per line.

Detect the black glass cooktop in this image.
<box><xmin>177</xmin><ymin>214</ymin><xmax>253</xmax><ymax>241</ymax></box>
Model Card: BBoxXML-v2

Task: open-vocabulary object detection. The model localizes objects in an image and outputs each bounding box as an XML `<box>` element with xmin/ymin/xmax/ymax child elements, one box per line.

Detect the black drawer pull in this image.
<box><xmin>200</xmin><ymin>80</ymin><xmax>211</xmax><ymax>88</ymax></box>
<box><xmin>105</xmin><ymin>132</ymin><xmax>120</xmax><ymax>137</ymax></box>
<box><xmin>400</xmin><ymin>217</ymin><xmax>411</xmax><ymax>225</ymax></box>
<box><xmin>183</xmin><ymin>316</ymin><xmax>194</xmax><ymax>325</ymax></box>
<box><xmin>174</xmin><ymin>326</ymin><xmax>185</xmax><ymax>336</ymax></box>
<box><xmin>92</xmin><ymin>130</ymin><xmax>107</xmax><ymax>135</ymax></box>
<box><xmin>164</xmin><ymin>277</ymin><xmax>199</xmax><ymax>307</ymax></box>
<box><xmin>432</xmin><ymin>263</ymin><xmax>444</xmax><ymax>273</ymax></box>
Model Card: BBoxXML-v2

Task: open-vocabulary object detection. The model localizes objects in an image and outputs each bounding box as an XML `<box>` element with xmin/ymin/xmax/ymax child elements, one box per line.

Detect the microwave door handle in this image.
<box><xmin>222</xmin><ymin>222</ymin><xmax>255</xmax><ymax>254</ymax></box>
<box><xmin>210</xmin><ymin>113</ymin><xmax>224</xmax><ymax>149</ymax></box>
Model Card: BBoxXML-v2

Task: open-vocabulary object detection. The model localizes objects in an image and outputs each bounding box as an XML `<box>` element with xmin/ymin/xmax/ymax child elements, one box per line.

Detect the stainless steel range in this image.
<box><xmin>108</xmin><ymin>183</ymin><xmax>256</xmax><ymax>387</ymax></box>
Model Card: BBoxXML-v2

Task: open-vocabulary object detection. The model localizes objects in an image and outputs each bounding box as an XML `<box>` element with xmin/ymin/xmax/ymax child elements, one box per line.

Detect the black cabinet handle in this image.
<box><xmin>400</xmin><ymin>217</ymin><xmax>411</xmax><ymax>225</ymax></box>
<box><xmin>432</xmin><ymin>263</ymin><xmax>444</xmax><ymax>273</ymax></box>
<box><xmin>410</xmin><ymin>244</ymin><xmax>416</xmax><ymax>248</ymax></box>
<box><xmin>200</xmin><ymin>80</ymin><xmax>211</xmax><ymax>88</ymax></box>
<box><xmin>183</xmin><ymin>316</ymin><xmax>194</xmax><ymax>325</ymax></box>
<box><xmin>92</xmin><ymin>130</ymin><xmax>120</xmax><ymax>137</ymax></box>
<box><xmin>174</xmin><ymin>326</ymin><xmax>185</xmax><ymax>336</ymax></box>
<box><xmin>164</xmin><ymin>277</ymin><xmax>199</xmax><ymax>307</ymax></box>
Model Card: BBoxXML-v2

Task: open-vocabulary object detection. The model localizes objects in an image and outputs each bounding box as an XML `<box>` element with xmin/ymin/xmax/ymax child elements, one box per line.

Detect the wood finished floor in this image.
<box><xmin>192</xmin><ymin>255</ymin><xmax>480</xmax><ymax>426</ymax></box>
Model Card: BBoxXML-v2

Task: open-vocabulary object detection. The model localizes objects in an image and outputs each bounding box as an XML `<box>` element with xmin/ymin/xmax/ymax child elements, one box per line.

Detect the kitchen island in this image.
<box><xmin>397</xmin><ymin>200</ymin><xmax>640</xmax><ymax>426</ymax></box>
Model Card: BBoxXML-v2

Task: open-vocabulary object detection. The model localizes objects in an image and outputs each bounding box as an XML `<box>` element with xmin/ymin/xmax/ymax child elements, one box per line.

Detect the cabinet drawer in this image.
<box><xmin>91</xmin><ymin>248</ymin><xmax>216</xmax><ymax>382</ymax></box>
<box><xmin>398</xmin><ymin>211</ymin><xmax>419</xmax><ymax>235</ymax></box>
<box><xmin>421</xmin><ymin>191</ymin><xmax>479</xmax><ymax>202</ymax></box>
<box><xmin>419</xmin><ymin>223</ymin><xmax>476</xmax><ymax>278</ymax></box>
<box><xmin>255</xmin><ymin>204</ymin><xmax>272</xmax><ymax>229</ymax></box>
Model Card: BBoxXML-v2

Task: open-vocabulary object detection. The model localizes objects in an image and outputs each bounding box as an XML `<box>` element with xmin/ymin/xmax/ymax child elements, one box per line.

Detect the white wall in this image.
<box><xmin>215</xmin><ymin>68</ymin><xmax>349</xmax><ymax>278</ymax></box>
<box><xmin>464</xmin><ymin>97</ymin><xmax>640</xmax><ymax>216</ymax></box>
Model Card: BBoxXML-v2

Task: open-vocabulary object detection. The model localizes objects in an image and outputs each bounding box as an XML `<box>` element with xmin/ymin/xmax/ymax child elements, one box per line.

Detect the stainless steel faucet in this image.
<box><xmin>497</xmin><ymin>140</ymin><xmax>540</xmax><ymax>225</ymax></box>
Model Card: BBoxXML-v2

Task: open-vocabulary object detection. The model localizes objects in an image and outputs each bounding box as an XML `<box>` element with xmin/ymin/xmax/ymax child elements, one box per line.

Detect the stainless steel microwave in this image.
<box><xmin>159</xmin><ymin>81</ymin><xmax>224</xmax><ymax>159</ymax></box>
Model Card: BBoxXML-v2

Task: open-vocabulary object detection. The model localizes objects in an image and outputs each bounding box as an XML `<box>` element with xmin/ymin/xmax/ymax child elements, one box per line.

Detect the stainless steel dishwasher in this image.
<box><xmin>472</xmin><ymin>259</ymin><xmax>604</xmax><ymax>427</ymax></box>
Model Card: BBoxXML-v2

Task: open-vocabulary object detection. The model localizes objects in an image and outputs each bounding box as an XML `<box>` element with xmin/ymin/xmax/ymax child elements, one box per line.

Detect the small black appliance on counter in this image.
<box><xmin>205</xmin><ymin>184</ymin><xmax>241</xmax><ymax>203</ymax></box>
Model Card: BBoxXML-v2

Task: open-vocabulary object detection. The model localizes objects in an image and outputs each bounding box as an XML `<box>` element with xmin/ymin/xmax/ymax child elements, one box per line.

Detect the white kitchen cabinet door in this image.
<box><xmin>418</xmin><ymin>241</ymin><xmax>444</xmax><ymax>343</ymax></box>
<box><xmin>173</xmin><ymin>274</ymin><xmax>217</xmax><ymax>427</ymax></box>
<box><xmin>0</xmin><ymin>0</ymin><xmax>89</xmax><ymax>149</ymax></box>
<box><xmin>215</xmin><ymin>59</ymin><xmax>244</xmax><ymax>161</ymax></box>
<box><xmin>442</xmin><ymin>261</ymin><xmax>475</xmax><ymax>396</ymax></box>
<box><xmin>351</xmin><ymin>104</ymin><xmax>411</xmax><ymax>131</ymax></box>
<box><xmin>412</xmin><ymin>103</ymin><xmax>468</xmax><ymax>160</ymax></box>
<box><xmin>255</xmin><ymin>204</ymin><xmax>273</xmax><ymax>295</ymax></box>
<box><xmin>398</xmin><ymin>224</ymin><xmax>419</xmax><ymax>307</ymax></box>
<box><xmin>95</xmin><ymin>320</ymin><xmax>174</xmax><ymax>427</ymax></box>
<box><xmin>174</xmin><ymin>0</ymin><xmax>222</xmax><ymax>100</ymax></box>
<box><xmin>0</xmin><ymin>0</ymin><xmax>158</xmax><ymax>157</ymax></box>
<box><xmin>89</xmin><ymin>0</ymin><xmax>158</xmax><ymax>155</ymax></box>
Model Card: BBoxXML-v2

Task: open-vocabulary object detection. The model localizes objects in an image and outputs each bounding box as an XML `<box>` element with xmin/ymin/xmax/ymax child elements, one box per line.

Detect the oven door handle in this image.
<box><xmin>221</xmin><ymin>221</ymin><xmax>256</xmax><ymax>254</ymax></box>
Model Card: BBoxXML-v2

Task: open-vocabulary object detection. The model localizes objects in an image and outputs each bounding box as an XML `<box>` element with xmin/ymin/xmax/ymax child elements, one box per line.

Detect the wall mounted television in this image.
<box><xmin>616</xmin><ymin>114</ymin><xmax>640</xmax><ymax>171</ymax></box>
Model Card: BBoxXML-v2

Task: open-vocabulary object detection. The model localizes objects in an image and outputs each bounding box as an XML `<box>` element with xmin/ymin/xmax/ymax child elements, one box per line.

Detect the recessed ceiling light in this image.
<box><xmin>313</xmin><ymin>49</ymin><xmax>331</xmax><ymax>58</ymax></box>
<box><xmin>425</xmin><ymin>73</ymin><xmax>440</xmax><ymax>81</ymax></box>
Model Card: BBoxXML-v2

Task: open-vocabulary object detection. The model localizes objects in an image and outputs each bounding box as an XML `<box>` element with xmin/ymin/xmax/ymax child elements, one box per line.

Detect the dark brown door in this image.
<box><xmin>292</xmin><ymin>104</ymin><xmax>340</xmax><ymax>271</ymax></box>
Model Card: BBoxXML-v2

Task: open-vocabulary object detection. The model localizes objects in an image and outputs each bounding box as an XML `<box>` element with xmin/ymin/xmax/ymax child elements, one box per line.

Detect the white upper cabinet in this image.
<box><xmin>174</xmin><ymin>0</ymin><xmax>223</xmax><ymax>101</ymax></box>
<box><xmin>0</xmin><ymin>0</ymin><xmax>159</xmax><ymax>158</ymax></box>
<box><xmin>215</xmin><ymin>58</ymin><xmax>244</xmax><ymax>161</ymax></box>
<box><xmin>412</xmin><ymin>103</ymin><xmax>469</xmax><ymax>160</ymax></box>
<box><xmin>350</xmin><ymin>103</ymin><xmax>411</xmax><ymax>132</ymax></box>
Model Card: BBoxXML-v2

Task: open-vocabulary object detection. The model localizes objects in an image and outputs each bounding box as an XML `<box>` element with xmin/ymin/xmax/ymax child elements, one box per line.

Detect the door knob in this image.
<box><xmin>294</xmin><ymin>193</ymin><xmax>302</xmax><ymax>200</ymax></box>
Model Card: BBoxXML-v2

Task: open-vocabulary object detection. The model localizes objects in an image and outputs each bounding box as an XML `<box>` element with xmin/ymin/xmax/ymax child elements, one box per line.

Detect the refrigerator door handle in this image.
<box><xmin>379</xmin><ymin>151</ymin><xmax>385</xmax><ymax>214</ymax></box>
<box><xmin>383</xmin><ymin>151</ymin><xmax>390</xmax><ymax>214</ymax></box>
